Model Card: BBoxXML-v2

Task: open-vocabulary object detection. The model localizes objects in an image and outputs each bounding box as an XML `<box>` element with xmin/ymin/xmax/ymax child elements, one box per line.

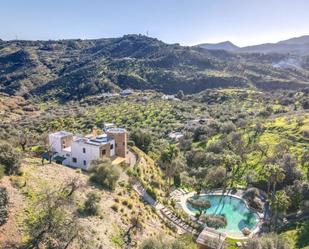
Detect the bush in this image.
<box><xmin>111</xmin><ymin>204</ymin><xmax>119</xmax><ymax>212</ymax></box>
<box><xmin>0</xmin><ymin>187</ymin><xmax>9</xmax><ymax>226</ymax></box>
<box><xmin>78</xmin><ymin>192</ymin><xmax>101</xmax><ymax>216</ymax></box>
<box><xmin>200</xmin><ymin>214</ymin><xmax>227</xmax><ymax>229</ymax></box>
<box><xmin>130</xmin><ymin>129</ymin><xmax>152</xmax><ymax>153</ymax></box>
<box><xmin>244</xmin><ymin>233</ymin><xmax>291</xmax><ymax>249</ymax></box>
<box><xmin>89</xmin><ymin>159</ymin><xmax>121</xmax><ymax>190</ymax></box>
<box><xmin>0</xmin><ymin>141</ymin><xmax>21</xmax><ymax>175</ymax></box>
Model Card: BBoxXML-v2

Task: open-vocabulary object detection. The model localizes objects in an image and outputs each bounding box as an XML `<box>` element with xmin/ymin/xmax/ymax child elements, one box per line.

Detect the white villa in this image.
<box><xmin>48</xmin><ymin>127</ymin><xmax>128</xmax><ymax>170</ymax></box>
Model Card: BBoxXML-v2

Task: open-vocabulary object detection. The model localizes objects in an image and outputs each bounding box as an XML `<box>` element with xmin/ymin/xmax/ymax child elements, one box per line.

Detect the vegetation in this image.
<box><xmin>78</xmin><ymin>191</ymin><xmax>101</xmax><ymax>216</ymax></box>
<box><xmin>244</xmin><ymin>234</ymin><xmax>292</xmax><ymax>249</ymax></box>
<box><xmin>89</xmin><ymin>159</ymin><xmax>121</xmax><ymax>190</ymax></box>
<box><xmin>0</xmin><ymin>141</ymin><xmax>21</xmax><ymax>175</ymax></box>
<box><xmin>140</xmin><ymin>234</ymin><xmax>197</xmax><ymax>249</ymax></box>
<box><xmin>0</xmin><ymin>86</ymin><xmax>309</xmax><ymax>248</ymax></box>
<box><xmin>0</xmin><ymin>187</ymin><xmax>8</xmax><ymax>226</ymax></box>
<box><xmin>23</xmin><ymin>179</ymin><xmax>94</xmax><ymax>249</ymax></box>
<box><xmin>2</xmin><ymin>35</ymin><xmax>309</xmax><ymax>102</ymax></box>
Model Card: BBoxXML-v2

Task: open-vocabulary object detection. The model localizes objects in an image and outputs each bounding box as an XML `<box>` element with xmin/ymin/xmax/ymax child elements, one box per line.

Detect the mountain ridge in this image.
<box><xmin>196</xmin><ymin>35</ymin><xmax>309</xmax><ymax>55</ymax></box>
<box><xmin>1</xmin><ymin>34</ymin><xmax>309</xmax><ymax>101</ymax></box>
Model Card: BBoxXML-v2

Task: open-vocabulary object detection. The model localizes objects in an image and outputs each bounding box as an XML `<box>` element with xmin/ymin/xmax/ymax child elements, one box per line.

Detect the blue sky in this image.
<box><xmin>1</xmin><ymin>0</ymin><xmax>309</xmax><ymax>46</ymax></box>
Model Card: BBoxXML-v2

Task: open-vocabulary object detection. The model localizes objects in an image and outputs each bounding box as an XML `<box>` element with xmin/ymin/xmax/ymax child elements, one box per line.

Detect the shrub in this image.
<box><xmin>0</xmin><ymin>187</ymin><xmax>9</xmax><ymax>226</ymax></box>
<box><xmin>78</xmin><ymin>192</ymin><xmax>101</xmax><ymax>216</ymax></box>
<box><xmin>122</xmin><ymin>200</ymin><xmax>128</xmax><ymax>206</ymax></box>
<box><xmin>244</xmin><ymin>233</ymin><xmax>291</xmax><ymax>249</ymax></box>
<box><xmin>111</xmin><ymin>204</ymin><xmax>119</xmax><ymax>212</ymax></box>
<box><xmin>89</xmin><ymin>159</ymin><xmax>121</xmax><ymax>190</ymax></box>
<box><xmin>200</xmin><ymin>214</ymin><xmax>227</xmax><ymax>229</ymax></box>
<box><xmin>130</xmin><ymin>129</ymin><xmax>152</xmax><ymax>153</ymax></box>
<box><xmin>0</xmin><ymin>141</ymin><xmax>21</xmax><ymax>175</ymax></box>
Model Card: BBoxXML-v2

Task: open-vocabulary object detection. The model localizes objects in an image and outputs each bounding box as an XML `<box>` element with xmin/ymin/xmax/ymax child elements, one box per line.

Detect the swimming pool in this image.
<box><xmin>185</xmin><ymin>194</ymin><xmax>260</xmax><ymax>237</ymax></box>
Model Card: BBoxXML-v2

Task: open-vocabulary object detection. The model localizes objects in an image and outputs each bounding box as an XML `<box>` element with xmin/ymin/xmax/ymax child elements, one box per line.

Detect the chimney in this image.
<box><xmin>92</xmin><ymin>127</ymin><xmax>98</xmax><ymax>138</ymax></box>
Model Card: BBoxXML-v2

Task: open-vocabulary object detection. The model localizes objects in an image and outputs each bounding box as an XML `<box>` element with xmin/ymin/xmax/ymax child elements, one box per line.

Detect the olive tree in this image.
<box><xmin>187</xmin><ymin>197</ymin><xmax>211</xmax><ymax>218</ymax></box>
<box><xmin>89</xmin><ymin>159</ymin><xmax>121</xmax><ymax>190</ymax></box>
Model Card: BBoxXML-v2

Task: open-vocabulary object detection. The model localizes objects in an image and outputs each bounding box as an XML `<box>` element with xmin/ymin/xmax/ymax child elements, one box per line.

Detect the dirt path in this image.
<box><xmin>0</xmin><ymin>177</ymin><xmax>24</xmax><ymax>248</ymax></box>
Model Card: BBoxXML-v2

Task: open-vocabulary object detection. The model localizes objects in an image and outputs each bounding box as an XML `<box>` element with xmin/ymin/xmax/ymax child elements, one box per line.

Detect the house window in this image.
<box><xmin>123</xmin><ymin>142</ymin><xmax>125</xmax><ymax>146</ymax></box>
<box><xmin>72</xmin><ymin>157</ymin><xmax>77</xmax><ymax>163</ymax></box>
<box><xmin>115</xmin><ymin>143</ymin><xmax>117</xmax><ymax>147</ymax></box>
<box><xmin>83</xmin><ymin>160</ymin><xmax>86</xmax><ymax>166</ymax></box>
<box><xmin>102</xmin><ymin>149</ymin><xmax>106</xmax><ymax>156</ymax></box>
<box><xmin>83</xmin><ymin>148</ymin><xmax>86</xmax><ymax>153</ymax></box>
<box><xmin>110</xmin><ymin>144</ymin><xmax>114</xmax><ymax>150</ymax></box>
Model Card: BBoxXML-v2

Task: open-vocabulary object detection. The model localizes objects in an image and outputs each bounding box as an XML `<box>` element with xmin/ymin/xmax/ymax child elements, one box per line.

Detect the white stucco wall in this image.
<box><xmin>48</xmin><ymin>134</ymin><xmax>63</xmax><ymax>153</ymax></box>
<box><xmin>70</xmin><ymin>141</ymin><xmax>101</xmax><ymax>170</ymax></box>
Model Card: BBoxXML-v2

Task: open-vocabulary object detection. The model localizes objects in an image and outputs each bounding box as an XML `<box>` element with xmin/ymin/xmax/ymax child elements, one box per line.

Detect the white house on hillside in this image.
<box><xmin>48</xmin><ymin>127</ymin><xmax>128</xmax><ymax>170</ymax></box>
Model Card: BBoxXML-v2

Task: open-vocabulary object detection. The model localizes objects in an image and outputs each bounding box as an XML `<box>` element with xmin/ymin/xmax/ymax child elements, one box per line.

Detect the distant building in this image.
<box><xmin>161</xmin><ymin>95</ymin><xmax>180</xmax><ymax>101</ymax></box>
<box><xmin>120</xmin><ymin>89</ymin><xmax>134</xmax><ymax>97</ymax></box>
<box><xmin>48</xmin><ymin>127</ymin><xmax>128</xmax><ymax>170</ymax></box>
<box><xmin>168</xmin><ymin>131</ymin><xmax>184</xmax><ymax>141</ymax></box>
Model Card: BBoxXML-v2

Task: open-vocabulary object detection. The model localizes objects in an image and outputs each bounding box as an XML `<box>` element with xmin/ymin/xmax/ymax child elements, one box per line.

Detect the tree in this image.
<box><xmin>220</xmin><ymin>121</ymin><xmax>236</xmax><ymax>134</ymax></box>
<box><xmin>200</xmin><ymin>214</ymin><xmax>227</xmax><ymax>229</ymax></box>
<box><xmin>263</xmin><ymin>164</ymin><xmax>285</xmax><ymax>195</ymax></box>
<box><xmin>270</xmin><ymin>190</ymin><xmax>290</xmax><ymax>231</ymax></box>
<box><xmin>187</xmin><ymin>197</ymin><xmax>211</xmax><ymax>218</ymax></box>
<box><xmin>0</xmin><ymin>141</ymin><xmax>21</xmax><ymax>175</ymax></box>
<box><xmin>123</xmin><ymin>216</ymin><xmax>143</xmax><ymax>248</ymax></box>
<box><xmin>159</xmin><ymin>145</ymin><xmax>180</xmax><ymax>191</ymax></box>
<box><xmin>23</xmin><ymin>179</ymin><xmax>94</xmax><ymax>249</ymax></box>
<box><xmin>193</xmin><ymin>126</ymin><xmax>209</xmax><ymax>142</ymax></box>
<box><xmin>244</xmin><ymin>233</ymin><xmax>291</xmax><ymax>249</ymax></box>
<box><xmin>205</xmin><ymin>166</ymin><xmax>227</xmax><ymax>188</ymax></box>
<box><xmin>279</xmin><ymin>153</ymin><xmax>302</xmax><ymax>185</ymax></box>
<box><xmin>18</xmin><ymin>130</ymin><xmax>32</xmax><ymax>152</ymax></box>
<box><xmin>89</xmin><ymin>159</ymin><xmax>121</xmax><ymax>190</ymax></box>
<box><xmin>130</xmin><ymin>129</ymin><xmax>152</xmax><ymax>153</ymax></box>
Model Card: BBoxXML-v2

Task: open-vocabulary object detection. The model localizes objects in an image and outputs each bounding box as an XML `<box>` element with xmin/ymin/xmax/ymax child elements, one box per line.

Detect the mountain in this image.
<box><xmin>1</xmin><ymin>34</ymin><xmax>309</xmax><ymax>101</ymax></box>
<box><xmin>239</xmin><ymin>35</ymin><xmax>309</xmax><ymax>55</ymax></box>
<box><xmin>197</xmin><ymin>35</ymin><xmax>309</xmax><ymax>55</ymax></box>
<box><xmin>196</xmin><ymin>41</ymin><xmax>239</xmax><ymax>52</ymax></box>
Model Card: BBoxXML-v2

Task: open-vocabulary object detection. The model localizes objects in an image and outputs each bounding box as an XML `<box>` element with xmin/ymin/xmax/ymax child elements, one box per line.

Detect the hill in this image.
<box><xmin>0</xmin><ymin>155</ymin><xmax>174</xmax><ymax>248</ymax></box>
<box><xmin>195</xmin><ymin>41</ymin><xmax>239</xmax><ymax>52</ymax></box>
<box><xmin>197</xmin><ymin>35</ymin><xmax>309</xmax><ymax>55</ymax></box>
<box><xmin>1</xmin><ymin>35</ymin><xmax>309</xmax><ymax>101</ymax></box>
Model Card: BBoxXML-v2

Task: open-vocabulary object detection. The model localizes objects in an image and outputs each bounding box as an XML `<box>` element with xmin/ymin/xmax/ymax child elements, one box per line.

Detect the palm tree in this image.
<box><xmin>270</xmin><ymin>190</ymin><xmax>290</xmax><ymax>231</ymax></box>
<box><xmin>264</xmin><ymin>164</ymin><xmax>285</xmax><ymax>195</ymax></box>
<box><xmin>159</xmin><ymin>144</ymin><xmax>180</xmax><ymax>192</ymax></box>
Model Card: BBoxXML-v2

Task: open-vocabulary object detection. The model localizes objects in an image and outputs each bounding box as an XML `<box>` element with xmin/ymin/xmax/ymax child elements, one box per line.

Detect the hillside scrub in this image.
<box><xmin>89</xmin><ymin>159</ymin><xmax>121</xmax><ymax>190</ymax></box>
<box><xmin>0</xmin><ymin>141</ymin><xmax>21</xmax><ymax>175</ymax></box>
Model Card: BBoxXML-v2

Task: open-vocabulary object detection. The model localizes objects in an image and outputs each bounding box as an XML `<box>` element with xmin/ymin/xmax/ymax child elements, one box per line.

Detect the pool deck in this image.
<box><xmin>178</xmin><ymin>189</ymin><xmax>266</xmax><ymax>240</ymax></box>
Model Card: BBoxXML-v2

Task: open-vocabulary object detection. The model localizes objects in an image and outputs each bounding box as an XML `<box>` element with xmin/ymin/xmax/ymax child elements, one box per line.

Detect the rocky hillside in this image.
<box><xmin>1</xmin><ymin>35</ymin><xmax>309</xmax><ymax>101</ymax></box>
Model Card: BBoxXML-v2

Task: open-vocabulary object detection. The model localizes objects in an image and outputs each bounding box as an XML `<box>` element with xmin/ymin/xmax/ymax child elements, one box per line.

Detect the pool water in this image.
<box><xmin>186</xmin><ymin>194</ymin><xmax>259</xmax><ymax>236</ymax></box>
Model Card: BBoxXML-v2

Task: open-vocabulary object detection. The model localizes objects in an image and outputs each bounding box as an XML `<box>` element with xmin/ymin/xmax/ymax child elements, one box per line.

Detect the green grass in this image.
<box><xmin>280</xmin><ymin>221</ymin><xmax>309</xmax><ymax>249</ymax></box>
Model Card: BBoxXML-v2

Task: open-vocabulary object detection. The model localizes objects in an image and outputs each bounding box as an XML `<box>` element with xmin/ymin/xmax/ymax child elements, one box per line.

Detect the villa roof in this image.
<box><xmin>106</xmin><ymin>128</ymin><xmax>126</xmax><ymax>133</ymax></box>
<box><xmin>73</xmin><ymin>134</ymin><xmax>113</xmax><ymax>146</ymax></box>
